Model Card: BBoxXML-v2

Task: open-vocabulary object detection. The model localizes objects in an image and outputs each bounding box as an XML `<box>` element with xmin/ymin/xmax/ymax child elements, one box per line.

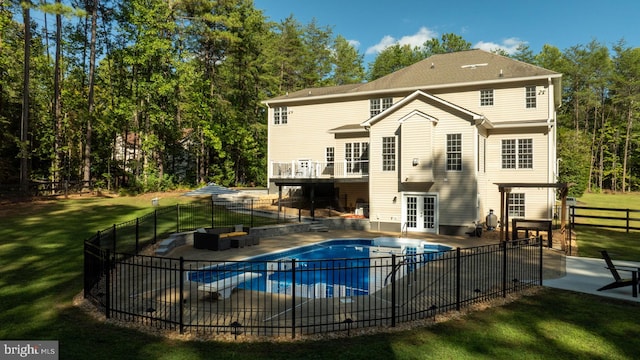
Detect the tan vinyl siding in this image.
<box><xmin>269</xmin><ymin>100</ymin><xmax>365</xmax><ymax>162</ymax></box>
<box><xmin>429</xmin><ymin>113</ymin><xmax>478</xmax><ymax>226</ymax></box>
<box><xmin>368</xmin><ymin>98</ymin><xmax>479</xmax><ymax>228</ymax></box>
<box><xmin>400</xmin><ymin>113</ymin><xmax>434</xmax><ymax>183</ymax></box>
<box><xmin>368</xmin><ymin>113</ymin><xmax>402</xmax><ymax>224</ymax></box>
<box><xmin>435</xmin><ymin>81</ymin><xmax>550</xmax><ymax>123</ymax></box>
<box><xmin>479</xmin><ymin>129</ymin><xmax>553</xmax><ymax>219</ymax></box>
<box><xmin>336</xmin><ymin>183</ymin><xmax>369</xmax><ymax>209</ymax></box>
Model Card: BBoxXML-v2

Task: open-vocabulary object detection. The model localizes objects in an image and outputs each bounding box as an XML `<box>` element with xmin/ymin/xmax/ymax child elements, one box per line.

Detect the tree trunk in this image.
<box><xmin>83</xmin><ymin>0</ymin><xmax>98</xmax><ymax>189</ymax></box>
<box><xmin>53</xmin><ymin>1</ymin><xmax>62</xmax><ymax>185</ymax></box>
<box><xmin>20</xmin><ymin>2</ymin><xmax>31</xmax><ymax>195</ymax></box>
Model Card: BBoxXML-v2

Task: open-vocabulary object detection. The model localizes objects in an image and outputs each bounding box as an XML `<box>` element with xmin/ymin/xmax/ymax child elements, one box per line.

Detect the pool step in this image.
<box><xmin>309</xmin><ymin>222</ymin><xmax>329</xmax><ymax>232</ymax></box>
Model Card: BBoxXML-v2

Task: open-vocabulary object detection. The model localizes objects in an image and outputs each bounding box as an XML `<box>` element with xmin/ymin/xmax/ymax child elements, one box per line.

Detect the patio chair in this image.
<box><xmin>597</xmin><ymin>250</ymin><xmax>639</xmax><ymax>297</ymax></box>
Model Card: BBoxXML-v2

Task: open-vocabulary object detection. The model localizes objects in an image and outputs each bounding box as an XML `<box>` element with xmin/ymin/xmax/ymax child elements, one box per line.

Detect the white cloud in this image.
<box><xmin>474</xmin><ymin>37</ymin><xmax>526</xmax><ymax>54</ymax></box>
<box><xmin>365</xmin><ymin>27</ymin><xmax>437</xmax><ymax>55</ymax></box>
<box><xmin>347</xmin><ymin>39</ymin><xmax>361</xmax><ymax>48</ymax></box>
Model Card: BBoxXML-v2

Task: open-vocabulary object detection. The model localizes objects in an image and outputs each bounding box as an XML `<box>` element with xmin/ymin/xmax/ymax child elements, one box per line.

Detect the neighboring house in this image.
<box><xmin>263</xmin><ymin>49</ymin><xmax>562</xmax><ymax>235</ymax></box>
<box><xmin>114</xmin><ymin>129</ymin><xmax>196</xmax><ymax>184</ymax></box>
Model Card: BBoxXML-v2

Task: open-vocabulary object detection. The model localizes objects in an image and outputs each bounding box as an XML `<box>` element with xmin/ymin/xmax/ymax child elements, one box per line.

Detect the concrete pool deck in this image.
<box><xmin>166</xmin><ymin>229</ymin><xmax>640</xmax><ymax>303</ymax></box>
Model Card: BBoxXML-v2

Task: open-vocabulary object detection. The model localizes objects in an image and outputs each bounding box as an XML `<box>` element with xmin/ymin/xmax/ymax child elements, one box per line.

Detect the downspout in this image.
<box><xmin>474</xmin><ymin>117</ymin><xmax>481</xmax><ymax>224</ymax></box>
<box><xmin>547</xmin><ymin>77</ymin><xmax>556</xmax><ymax>218</ymax></box>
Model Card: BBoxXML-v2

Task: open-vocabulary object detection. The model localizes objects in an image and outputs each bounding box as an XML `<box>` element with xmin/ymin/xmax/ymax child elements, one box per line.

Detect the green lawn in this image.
<box><xmin>1</xmin><ymin>192</ymin><xmax>639</xmax><ymax>359</ymax></box>
<box><xmin>575</xmin><ymin>192</ymin><xmax>640</xmax><ymax>260</ymax></box>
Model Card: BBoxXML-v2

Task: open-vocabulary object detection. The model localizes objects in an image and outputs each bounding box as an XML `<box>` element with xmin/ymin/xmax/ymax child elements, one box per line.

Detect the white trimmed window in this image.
<box><xmin>526</xmin><ymin>86</ymin><xmax>537</xmax><ymax>108</ymax></box>
<box><xmin>502</xmin><ymin>138</ymin><xmax>533</xmax><ymax>169</ymax></box>
<box><xmin>345</xmin><ymin>142</ymin><xmax>369</xmax><ymax>173</ymax></box>
<box><xmin>480</xmin><ymin>89</ymin><xmax>494</xmax><ymax>106</ymax></box>
<box><xmin>446</xmin><ymin>134</ymin><xmax>462</xmax><ymax>171</ymax></box>
<box><xmin>508</xmin><ymin>193</ymin><xmax>525</xmax><ymax>217</ymax></box>
<box><xmin>382</xmin><ymin>137</ymin><xmax>395</xmax><ymax>171</ymax></box>
<box><xmin>274</xmin><ymin>107</ymin><xmax>288</xmax><ymax>124</ymax></box>
<box><xmin>326</xmin><ymin>147</ymin><xmax>334</xmax><ymax>167</ymax></box>
<box><xmin>370</xmin><ymin>97</ymin><xmax>393</xmax><ymax>117</ymax></box>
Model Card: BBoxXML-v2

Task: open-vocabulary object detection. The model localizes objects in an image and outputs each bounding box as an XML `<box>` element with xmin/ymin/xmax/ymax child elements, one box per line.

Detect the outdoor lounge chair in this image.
<box><xmin>597</xmin><ymin>250</ymin><xmax>639</xmax><ymax>297</ymax></box>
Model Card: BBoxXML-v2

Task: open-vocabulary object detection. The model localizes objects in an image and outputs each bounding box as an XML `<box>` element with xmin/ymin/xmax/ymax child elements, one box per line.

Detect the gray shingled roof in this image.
<box><xmin>266</xmin><ymin>49</ymin><xmax>560</xmax><ymax>103</ymax></box>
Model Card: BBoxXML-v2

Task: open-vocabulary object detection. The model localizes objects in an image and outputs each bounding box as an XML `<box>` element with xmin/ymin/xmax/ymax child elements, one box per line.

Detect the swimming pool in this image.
<box><xmin>187</xmin><ymin>237</ymin><xmax>452</xmax><ymax>299</ymax></box>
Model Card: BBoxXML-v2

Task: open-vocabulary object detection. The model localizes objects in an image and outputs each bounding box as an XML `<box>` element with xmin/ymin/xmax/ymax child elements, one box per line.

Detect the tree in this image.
<box><xmin>611</xmin><ymin>42</ymin><xmax>640</xmax><ymax>192</ymax></box>
<box><xmin>330</xmin><ymin>35</ymin><xmax>364</xmax><ymax>85</ymax></box>
<box><xmin>421</xmin><ymin>33</ymin><xmax>471</xmax><ymax>57</ymax></box>
<box><xmin>511</xmin><ymin>43</ymin><xmax>535</xmax><ymax>63</ymax></box>
<box><xmin>20</xmin><ymin>0</ymin><xmax>31</xmax><ymax>194</ymax></box>
<box><xmin>0</xmin><ymin>2</ymin><xmax>23</xmax><ymax>182</ymax></box>
<box><xmin>83</xmin><ymin>0</ymin><xmax>98</xmax><ymax>189</ymax></box>
<box><xmin>367</xmin><ymin>43</ymin><xmax>422</xmax><ymax>80</ymax></box>
<box><xmin>300</xmin><ymin>18</ymin><xmax>333</xmax><ymax>87</ymax></box>
<box><xmin>557</xmin><ymin>128</ymin><xmax>591</xmax><ymax>197</ymax></box>
<box><xmin>271</xmin><ymin>15</ymin><xmax>305</xmax><ymax>93</ymax></box>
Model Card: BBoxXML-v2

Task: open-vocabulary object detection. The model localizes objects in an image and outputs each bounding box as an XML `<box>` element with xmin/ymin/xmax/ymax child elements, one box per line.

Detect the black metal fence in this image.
<box><xmin>85</xmin><ymin>230</ymin><xmax>543</xmax><ymax>338</ymax></box>
<box><xmin>85</xmin><ymin>198</ymin><xmax>291</xmax><ymax>255</ymax></box>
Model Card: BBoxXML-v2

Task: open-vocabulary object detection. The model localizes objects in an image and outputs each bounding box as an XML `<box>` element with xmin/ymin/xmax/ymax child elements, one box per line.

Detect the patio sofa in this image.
<box><xmin>193</xmin><ymin>226</ymin><xmax>259</xmax><ymax>251</ymax></box>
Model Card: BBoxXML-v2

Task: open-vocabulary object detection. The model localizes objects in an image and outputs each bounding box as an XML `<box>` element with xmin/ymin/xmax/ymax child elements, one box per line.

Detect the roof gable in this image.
<box><xmin>361</xmin><ymin>90</ymin><xmax>484</xmax><ymax>127</ymax></box>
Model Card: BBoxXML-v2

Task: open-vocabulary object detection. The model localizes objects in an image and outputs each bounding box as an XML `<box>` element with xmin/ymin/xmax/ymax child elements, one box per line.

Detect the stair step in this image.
<box><xmin>309</xmin><ymin>223</ymin><xmax>329</xmax><ymax>232</ymax></box>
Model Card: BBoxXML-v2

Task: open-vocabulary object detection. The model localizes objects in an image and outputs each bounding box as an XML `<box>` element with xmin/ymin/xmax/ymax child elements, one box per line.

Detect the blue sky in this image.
<box><xmin>254</xmin><ymin>0</ymin><xmax>640</xmax><ymax>65</ymax></box>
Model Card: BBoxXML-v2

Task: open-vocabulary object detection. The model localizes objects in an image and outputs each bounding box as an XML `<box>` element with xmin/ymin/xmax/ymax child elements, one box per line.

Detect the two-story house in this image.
<box><xmin>263</xmin><ymin>49</ymin><xmax>562</xmax><ymax>235</ymax></box>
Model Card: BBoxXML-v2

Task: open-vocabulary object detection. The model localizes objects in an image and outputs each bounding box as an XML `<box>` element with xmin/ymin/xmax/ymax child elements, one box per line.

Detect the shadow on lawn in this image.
<box><xmin>575</xmin><ymin>227</ymin><xmax>640</xmax><ymax>260</ymax></box>
<box><xmin>0</xmin><ymin>199</ymin><xmax>144</xmax><ymax>339</ymax></box>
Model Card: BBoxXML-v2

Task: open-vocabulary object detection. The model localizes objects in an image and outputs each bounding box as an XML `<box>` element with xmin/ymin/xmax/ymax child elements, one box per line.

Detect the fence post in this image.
<box><xmin>105</xmin><ymin>248</ymin><xmax>111</xmax><ymax>319</ymax></box>
<box><xmin>391</xmin><ymin>254</ymin><xmax>396</xmax><ymax>327</ymax></box>
<box><xmin>153</xmin><ymin>210</ymin><xmax>157</xmax><ymax>244</ymax></box>
<box><xmin>627</xmin><ymin>209</ymin><xmax>630</xmax><ymax>233</ymax></box>
<box><xmin>502</xmin><ymin>241</ymin><xmax>507</xmax><ymax>298</ymax></box>
<box><xmin>211</xmin><ymin>195</ymin><xmax>216</xmax><ymax>228</ymax></box>
<box><xmin>112</xmin><ymin>224</ymin><xmax>116</xmax><ymax>253</ymax></box>
<box><xmin>291</xmin><ymin>258</ymin><xmax>296</xmax><ymax>339</ymax></box>
<box><xmin>135</xmin><ymin>218</ymin><xmax>140</xmax><ymax>254</ymax></box>
<box><xmin>179</xmin><ymin>257</ymin><xmax>184</xmax><ymax>335</ymax></box>
<box><xmin>455</xmin><ymin>248</ymin><xmax>461</xmax><ymax>311</ymax></box>
<box><xmin>569</xmin><ymin>207</ymin><xmax>574</xmax><ymax>256</ymax></box>
<box><xmin>250</xmin><ymin>199</ymin><xmax>254</xmax><ymax>228</ymax></box>
<box><xmin>538</xmin><ymin>236</ymin><xmax>543</xmax><ymax>286</ymax></box>
<box><xmin>176</xmin><ymin>204</ymin><xmax>180</xmax><ymax>233</ymax></box>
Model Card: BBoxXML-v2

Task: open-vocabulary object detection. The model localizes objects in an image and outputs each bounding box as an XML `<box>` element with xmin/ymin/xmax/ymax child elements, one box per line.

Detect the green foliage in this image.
<box><xmin>2</xmin><ymin>0</ymin><xmax>640</xmax><ymax>195</ymax></box>
<box><xmin>367</xmin><ymin>44</ymin><xmax>423</xmax><ymax>80</ymax></box>
<box><xmin>330</xmin><ymin>35</ymin><xmax>365</xmax><ymax>85</ymax></box>
<box><xmin>421</xmin><ymin>33</ymin><xmax>472</xmax><ymax>57</ymax></box>
<box><xmin>557</xmin><ymin>128</ymin><xmax>591</xmax><ymax>197</ymax></box>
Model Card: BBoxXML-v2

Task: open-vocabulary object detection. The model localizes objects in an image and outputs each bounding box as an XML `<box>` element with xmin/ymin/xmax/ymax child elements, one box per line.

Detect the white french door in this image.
<box><xmin>404</xmin><ymin>194</ymin><xmax>438</xmax><ymax>233</ymax></box>
<box><xmin>297</xmin><ymin>159</ymin><xmax>311</xmax><ymax>177</ymax></box>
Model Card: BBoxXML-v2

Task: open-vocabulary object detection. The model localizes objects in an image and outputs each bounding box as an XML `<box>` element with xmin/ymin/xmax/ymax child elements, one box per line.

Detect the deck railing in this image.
<box><xmin>269</xmin><ymin>160</ymin><xmax>369</xmax><ymax>180</ymax></box>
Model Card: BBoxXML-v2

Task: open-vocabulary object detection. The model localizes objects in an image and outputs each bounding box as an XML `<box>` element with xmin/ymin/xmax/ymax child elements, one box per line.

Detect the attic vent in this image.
<box><xmin>461</xmin><ymin>63</ymin><xmax>488</xmax><ymax>69</ymax></box>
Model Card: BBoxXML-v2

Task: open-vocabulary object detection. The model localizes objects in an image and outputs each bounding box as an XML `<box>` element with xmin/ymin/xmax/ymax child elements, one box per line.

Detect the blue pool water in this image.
<box><xmin>187</xmin><ymin>237</ymin><xmax>452</xmax><ymax>298</ymax></box>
